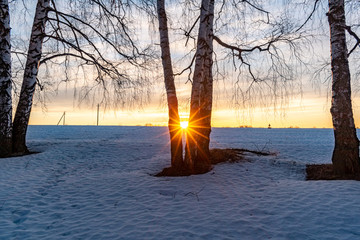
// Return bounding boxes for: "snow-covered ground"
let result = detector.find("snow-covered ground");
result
[1,126,360,239]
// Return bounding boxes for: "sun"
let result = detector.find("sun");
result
[180,121,188,129]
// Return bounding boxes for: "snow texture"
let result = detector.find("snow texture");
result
[1,126,360,239]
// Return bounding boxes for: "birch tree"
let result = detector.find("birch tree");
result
[155,0,214,175]
[184,0,214,174]
[157,0,184,170]
[327,0,360,175]
[12,0,50,154]
[0,0,12,157]
[277,0,360,178]
[10,0,149,154]
[154,0,304,175]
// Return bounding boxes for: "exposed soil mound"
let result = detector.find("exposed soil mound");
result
[156,148,274,177]
[306,164,360,180]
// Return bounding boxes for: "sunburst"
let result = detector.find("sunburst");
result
[180,121,189,129]
[167,110,212,164]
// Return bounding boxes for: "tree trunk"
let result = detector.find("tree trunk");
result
[157,0,184,170]
[12,0,50,154]
[0,0,12,157]
[328,0,360,175]
[185,0,214,174]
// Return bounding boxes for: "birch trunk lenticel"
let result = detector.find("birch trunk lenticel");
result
[0,0,12,157]
[185,0,214,173]
[157,0,184,170]
[12,0,50,154]
[328,0,360,175]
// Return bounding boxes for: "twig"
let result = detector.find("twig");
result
[231,148,276,156]
[295,0,320,32]
[184,186,205,202]
[241,0,270,24]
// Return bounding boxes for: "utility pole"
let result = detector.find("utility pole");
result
[57,111,66,126]
[97,104,99,126]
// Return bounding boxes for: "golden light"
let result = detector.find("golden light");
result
[180,121,189,129]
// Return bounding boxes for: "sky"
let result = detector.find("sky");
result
[28,78,354,128]
[11,0,360,128]
[27,90,360,128]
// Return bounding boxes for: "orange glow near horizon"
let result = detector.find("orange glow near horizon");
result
[27,94,360,129]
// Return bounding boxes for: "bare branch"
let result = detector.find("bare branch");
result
[173,53,196,83]
[344,25,360,56]
[295,0,320,32]
[182,16,200,47]
[239,0,270,24]
[47,11,137,63]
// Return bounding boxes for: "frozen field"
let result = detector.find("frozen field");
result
[1,126,360,239]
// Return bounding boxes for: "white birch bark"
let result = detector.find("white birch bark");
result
[185,0,214,173]
[0,0,12,157]
[157,0,184,169]
[12,0,50,153]
[328,0,360,174]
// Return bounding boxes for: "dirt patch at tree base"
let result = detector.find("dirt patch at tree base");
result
[155,148,274,177]
[306,164,360,180]
[0,151,40,159]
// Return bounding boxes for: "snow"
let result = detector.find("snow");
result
[1,126,360,239]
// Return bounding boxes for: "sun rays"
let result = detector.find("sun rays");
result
[180,121,188,129]
[165,110,212,162]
